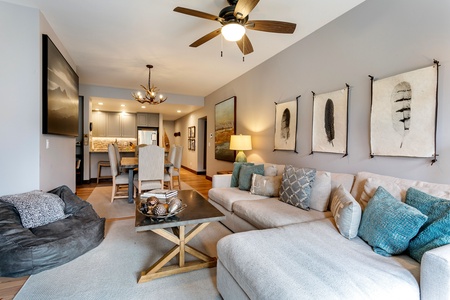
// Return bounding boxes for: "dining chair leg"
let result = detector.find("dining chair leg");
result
[111,182,116,203]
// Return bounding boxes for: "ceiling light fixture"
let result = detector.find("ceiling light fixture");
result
[132,64,167,105]
[221,23,245,41]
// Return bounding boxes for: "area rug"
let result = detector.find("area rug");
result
[87,182,194,219]
[15,218,232,300]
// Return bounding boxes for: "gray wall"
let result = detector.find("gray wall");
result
[0,1,76,195]
[204,0,450,184]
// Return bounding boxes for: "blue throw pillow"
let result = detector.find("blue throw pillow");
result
[358,186,427,257]
[238,164,264,191]
[406,188,450,262]
[230,162,254,187]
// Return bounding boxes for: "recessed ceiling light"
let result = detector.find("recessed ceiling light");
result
[177,110,181,113]
[121,104,125,107]
[98,102,103,105]
[141,106,146,109]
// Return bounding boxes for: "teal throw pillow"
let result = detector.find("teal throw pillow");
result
[358,186,428,257]
[406,188,450,262]
[279,165,316,211]
[238,164,264,191]
[231,162,254,187]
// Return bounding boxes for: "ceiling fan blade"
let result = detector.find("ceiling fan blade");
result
[174,7,220,21]
[246,20,296,34]
[236,34,254,55]
[190,29,222,48]
[234,0,259,19]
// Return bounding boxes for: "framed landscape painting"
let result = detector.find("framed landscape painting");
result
[42,34,79,137]
[274,99,298,151]
[370,64,438,158]
[312,86,348,155]
[215,96,236,161]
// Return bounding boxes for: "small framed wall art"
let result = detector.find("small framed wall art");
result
[312,85,349,155]
[188,126,196,138]
[370,62,439,159]
[274,98,298,152]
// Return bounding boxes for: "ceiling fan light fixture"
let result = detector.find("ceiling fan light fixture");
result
[221,23,245,41]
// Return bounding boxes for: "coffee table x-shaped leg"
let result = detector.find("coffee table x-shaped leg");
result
[138,222,217,283]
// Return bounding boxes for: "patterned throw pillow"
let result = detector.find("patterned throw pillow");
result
[0,190,70,228]
[279,165,316,210]
[406,188,450,262]
[250,174,282,197]
[330,185,361,239]
[358,186,427,257]
[238,164,265,191]
[230,162,254,187]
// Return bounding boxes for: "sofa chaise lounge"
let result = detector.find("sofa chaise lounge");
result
[209,163,450,299]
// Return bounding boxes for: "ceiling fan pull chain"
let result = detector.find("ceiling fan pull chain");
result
[221,35,223,57]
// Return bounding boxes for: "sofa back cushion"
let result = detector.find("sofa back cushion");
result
[351,172,450,210]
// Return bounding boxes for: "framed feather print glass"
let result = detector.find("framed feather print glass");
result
[312,86,349,155]
[370,63,438,158]
[274,99,298,151]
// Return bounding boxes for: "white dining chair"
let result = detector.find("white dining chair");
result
[133,145,164,197]
[164,145,176,189]
[171,145,183,189]
[108,143,129,203]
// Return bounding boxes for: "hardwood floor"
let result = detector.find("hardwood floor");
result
[0,167,211,300]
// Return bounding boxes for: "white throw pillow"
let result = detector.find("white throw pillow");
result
[264,164,278,177]
[250,174,282,197]
[359,178,404,210]
[330,185,362,239]
[309,171,332,212]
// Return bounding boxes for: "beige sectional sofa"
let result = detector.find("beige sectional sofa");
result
[208,163,450,300]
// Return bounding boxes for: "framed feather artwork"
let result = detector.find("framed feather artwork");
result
[370,62,439,159]
[312,86,349,155]
[274,98,299,152]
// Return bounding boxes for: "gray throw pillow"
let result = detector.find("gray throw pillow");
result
[279,165,316,210]
[238,164,264,191]
[0,190,70,228]
[330,185,361,239]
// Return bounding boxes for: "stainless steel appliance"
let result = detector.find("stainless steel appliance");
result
[137,127,158,146]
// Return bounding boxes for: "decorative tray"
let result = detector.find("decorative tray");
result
[138,203,187,219]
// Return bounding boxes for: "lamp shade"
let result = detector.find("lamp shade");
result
[230,135,252,151]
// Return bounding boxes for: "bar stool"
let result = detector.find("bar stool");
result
[97,161,112,183]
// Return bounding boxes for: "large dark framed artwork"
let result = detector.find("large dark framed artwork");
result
[370,63,438,159]
[312,86,349,155]
[215,96,236,161]
[274,98,298,152]
[42,34,79,137]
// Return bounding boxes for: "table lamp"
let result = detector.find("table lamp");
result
[229,134,252,162]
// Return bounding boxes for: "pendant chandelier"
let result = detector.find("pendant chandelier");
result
[132,64,167,105]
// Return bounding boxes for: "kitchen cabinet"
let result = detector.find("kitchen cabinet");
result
[92,111,136,138]
[92,111,107,137]
[136,113,159,127]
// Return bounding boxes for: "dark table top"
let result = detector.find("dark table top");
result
[135,190,225,231]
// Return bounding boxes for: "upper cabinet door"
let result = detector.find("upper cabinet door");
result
[92,111,107,137]
[106,113,121,137]
[121,113,136,138]
[136,113,159,127]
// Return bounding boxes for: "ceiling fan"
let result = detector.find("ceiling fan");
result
[174,0,296,55]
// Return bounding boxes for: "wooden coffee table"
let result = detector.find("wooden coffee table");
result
[135,190,225,283]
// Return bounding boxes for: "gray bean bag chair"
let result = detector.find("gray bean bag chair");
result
[0,185,105,277]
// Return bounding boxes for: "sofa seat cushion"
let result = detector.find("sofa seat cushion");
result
[232,198,332,229]
[217,218,420,300]
[208,187,268,212]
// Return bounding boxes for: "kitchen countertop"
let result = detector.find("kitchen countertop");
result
[90,149,135,153]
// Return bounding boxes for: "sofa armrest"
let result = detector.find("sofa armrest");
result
[420,243,450,300]
[212,174,232,188]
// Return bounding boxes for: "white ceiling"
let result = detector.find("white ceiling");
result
[6,0,365,118]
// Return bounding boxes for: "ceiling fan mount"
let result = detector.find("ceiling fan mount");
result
[173,0,296,55]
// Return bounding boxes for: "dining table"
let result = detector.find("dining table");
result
[121,157,173,203]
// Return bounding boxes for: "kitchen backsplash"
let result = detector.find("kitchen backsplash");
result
[91,137,137,152]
